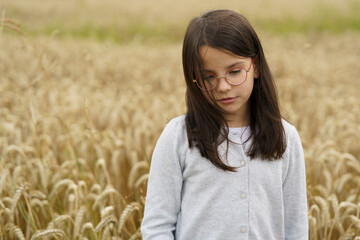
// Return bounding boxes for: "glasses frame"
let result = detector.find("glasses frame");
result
[193,58,254,90]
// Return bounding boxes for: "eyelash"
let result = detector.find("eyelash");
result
[202,67,244,78]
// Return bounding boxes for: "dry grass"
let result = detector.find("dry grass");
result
[0,2,360,239]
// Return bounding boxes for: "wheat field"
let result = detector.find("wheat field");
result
[1,0,360,239]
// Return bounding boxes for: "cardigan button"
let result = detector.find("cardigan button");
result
[240,160,246,166]
[240,226,247,233]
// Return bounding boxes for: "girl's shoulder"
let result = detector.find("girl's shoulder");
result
[281,118,303,155]
[281,118,297,133]
[158,114,187,143]
[163,114,186,134]
[281,118,301,140]
[155,115,188,168]
[166,114,186,127]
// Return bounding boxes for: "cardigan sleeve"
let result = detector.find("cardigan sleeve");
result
[283,126,309,240]
[141,119,184,240]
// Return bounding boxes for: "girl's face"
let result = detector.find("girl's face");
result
[198,46,258,127]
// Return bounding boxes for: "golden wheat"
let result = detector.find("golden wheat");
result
[30,229,67,240]
[1,2,360,238]
[81,222,97,239]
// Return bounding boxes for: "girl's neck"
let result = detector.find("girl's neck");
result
[225,109,250,128]
[226,116,250,128]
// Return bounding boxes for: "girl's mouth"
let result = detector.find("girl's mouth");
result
[218,97,235,104]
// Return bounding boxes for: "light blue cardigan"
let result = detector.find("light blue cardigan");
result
[141,115,308,240]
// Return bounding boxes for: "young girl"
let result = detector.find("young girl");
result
[141,10,308,240]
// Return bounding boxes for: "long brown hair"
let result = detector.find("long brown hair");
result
[182,10,286,172]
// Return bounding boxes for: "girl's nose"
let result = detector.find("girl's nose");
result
[216,76,231,92]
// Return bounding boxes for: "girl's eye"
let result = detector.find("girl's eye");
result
[229,69,242,75]
[203,74,216,81]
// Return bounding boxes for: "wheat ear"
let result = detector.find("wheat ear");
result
[92,186,120,211]
[30,229,67,240]
[47,214,73,229]
[0,169,9,195]
[128,161,149,189]
[73,205,87,240]
[80,222,96,239]
[95,215,117,233]
[118,202,141,234]
[10,185,26,223]
[128,231,142,240]
[6,223,25,240]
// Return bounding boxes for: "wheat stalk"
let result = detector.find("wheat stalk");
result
[30,190,47,200]
[0,199,6,210]
[73,205,87,240]
[128,231,142,240]
[90,183,101,195]
[346,154,360,174]
[0,18,26,36]
[10,185,26,223]
[47,214,73,229]
[65,183,79,211]
[96,158,112,187]
[128,161,149,189]
[101,223,115,240]
[0,169,9,196]
[328,194,343,238]
[118,202,142,234]
[49,179,76,201]
[77,180,88,200]
[95,215,117,233]
[30,198,47,218]
[92,186,120,211]
[35,160,48,190]
[30,229,67,240]
[101,206,114,219]
[134,173,149,189]
[334,173,353,194]
[80,222,97,239]
[5,223,26,240]
[5,145,26,159]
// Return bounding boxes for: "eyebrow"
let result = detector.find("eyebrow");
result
[227,61,245,69]
[203,61,245,73]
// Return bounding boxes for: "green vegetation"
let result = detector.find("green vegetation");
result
[2,1,360,44]
[255,2,360,34]
[39,20,186,44]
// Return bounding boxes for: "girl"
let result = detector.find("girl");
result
[141,10,308,240]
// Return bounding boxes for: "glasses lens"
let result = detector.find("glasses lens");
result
[226,68,247,85]
[197,73,216,90]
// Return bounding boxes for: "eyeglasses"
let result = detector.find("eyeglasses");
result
[193,58,254,90]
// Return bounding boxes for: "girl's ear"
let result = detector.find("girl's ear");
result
[253,58,259,79]
[254,66,259,79]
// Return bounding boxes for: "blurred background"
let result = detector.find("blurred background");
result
[2,0,360,43]
[1,0,360,239]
